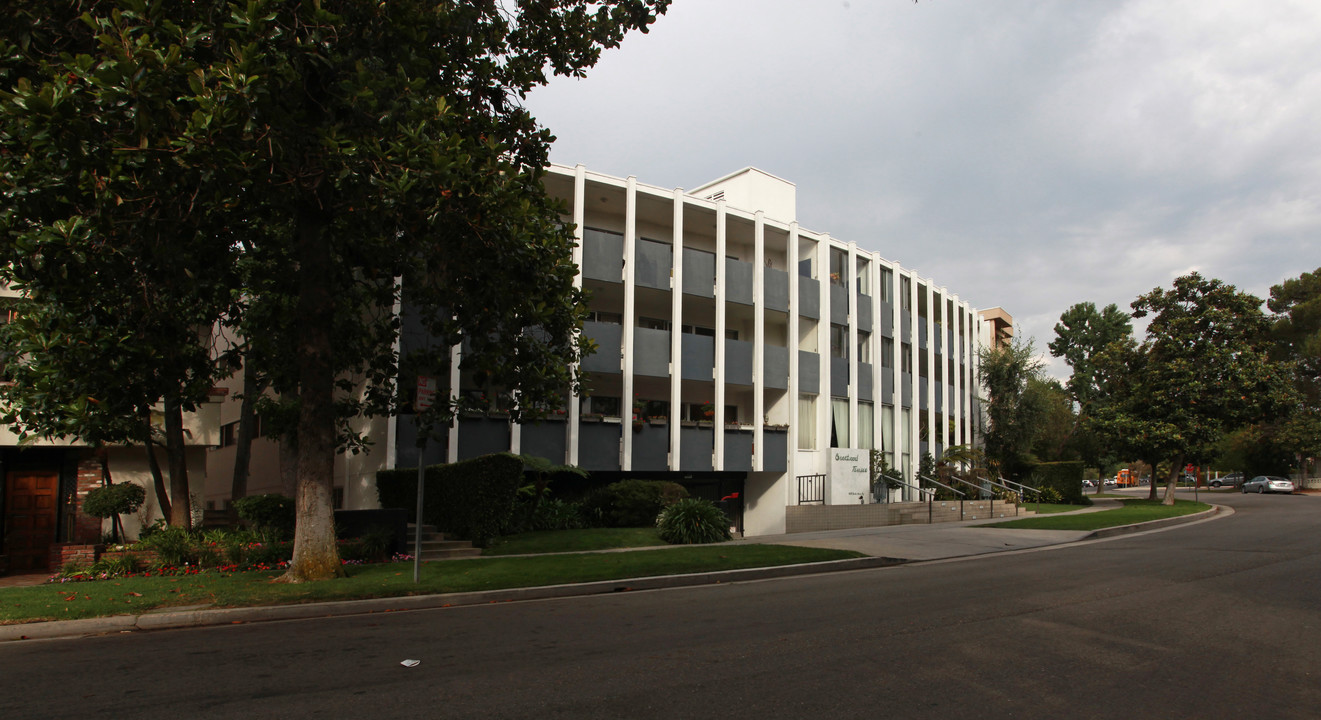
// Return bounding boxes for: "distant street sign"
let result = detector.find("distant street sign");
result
[416,375,438,412]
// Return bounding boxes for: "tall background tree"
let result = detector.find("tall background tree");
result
[1049,302,1133,491]
[1,0,670,580]
[1265,267,1321,481]
[978,336,1048,479]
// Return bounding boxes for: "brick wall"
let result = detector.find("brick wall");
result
[50,543,101,570]
[72,458,106,544]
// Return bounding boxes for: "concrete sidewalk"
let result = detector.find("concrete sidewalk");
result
[0,501,1224,643]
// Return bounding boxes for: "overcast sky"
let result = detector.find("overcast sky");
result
[525,0,1321,378]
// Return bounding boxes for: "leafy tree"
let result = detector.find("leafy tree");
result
[978,336,1048,479]
[1049,302,1133,412]
[1,0,670,581]
[1267,267,1321,480]
[1106,273,1287,504]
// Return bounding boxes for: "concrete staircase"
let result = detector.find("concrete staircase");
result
[407,524,482,561]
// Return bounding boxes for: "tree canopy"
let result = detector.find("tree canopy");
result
[1,0,670,580]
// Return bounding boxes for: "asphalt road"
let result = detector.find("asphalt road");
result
[3,491,1318,719]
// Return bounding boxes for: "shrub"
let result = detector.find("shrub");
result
[1034,486,1064,504]
[233,494,296,539]
[376,453,523,546]
[82,483,146,518]
[657,498,732,544]
[1028,461,1086,504]
[137,526,197,567]
[339,527,395,563]
[599,479,689,527]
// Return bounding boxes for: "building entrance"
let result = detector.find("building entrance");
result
[4,471,60,571]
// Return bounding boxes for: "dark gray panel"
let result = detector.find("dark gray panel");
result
[856,294,873,331]
[633,327,671,377]
[830,356,849,397]
[582,228,623,283]
[582,321,622,374]
[919,322,928,349]
[858,362,874,401]
[724,428,753,470]
[579,422,621,471]
[680,425,714,471]
[901,372,913,408]
[798,277,820,319]
[520,421,567,464]
[681,333,714,381]
[935,386,943,413]
[457,418,509,460]
[725,258,754,305]
[393,414,448,468]
[764,345,789,390]
[635,237,672,290]
[880,301,894,338]
[901,315,911,342]
[631,422,669,470]
[682,247,716,298]
[765,268,789,312]
[763,428,787,472]
[830,284,848,323]
[725,338,754,386]
[882,373,894,404]
[798,350,820,393]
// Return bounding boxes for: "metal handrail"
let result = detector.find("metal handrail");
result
[878,473,940,522]
[947,474,989,498]
[918,474,968,523]
[994,476,1043,513]
[917,474,966,498]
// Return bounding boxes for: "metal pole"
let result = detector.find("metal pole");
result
[414,434,425,584]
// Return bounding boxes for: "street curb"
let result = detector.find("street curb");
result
[0,555,906,642]
[1079,504,1228,540]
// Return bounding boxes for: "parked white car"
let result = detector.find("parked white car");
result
[1241,476,1294,494]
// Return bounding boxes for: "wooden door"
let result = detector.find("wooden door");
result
[4,471,60,571]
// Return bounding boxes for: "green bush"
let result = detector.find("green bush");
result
[82,483,146,518]
[339,527,395,563]
[1028,461,1086,505]
[1035,486,1064,504]
[376,453,523,546]
[137,526,198,567]
[233,493,296,539]
[657,498,732,544]
[597,479,689,527]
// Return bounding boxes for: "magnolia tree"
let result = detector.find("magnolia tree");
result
[1,0,670,580]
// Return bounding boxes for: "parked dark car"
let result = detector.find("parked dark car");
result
[1242,476,1295,494]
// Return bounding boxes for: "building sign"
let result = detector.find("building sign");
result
[830,449,870,504]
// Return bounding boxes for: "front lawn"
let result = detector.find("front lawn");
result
[483,527,666,555]
[986,499,1210,531]
[0,544,861,625]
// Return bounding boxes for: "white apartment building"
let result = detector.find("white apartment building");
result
[375,164,1002,536]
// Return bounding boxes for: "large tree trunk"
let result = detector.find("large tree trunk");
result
[144,434,171,523]
[279,200,344,582]
[163,393,193,528]
[1162,454,1182,506]
[230,360,261,509]
[1147,457,1159,501]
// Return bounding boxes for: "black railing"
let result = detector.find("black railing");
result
[797,474,826,504]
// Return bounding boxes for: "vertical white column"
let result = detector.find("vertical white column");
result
[847,243,858,449]
[753,212,765,471]
[446,343,461,463]
[669,188,684,470]
[908,272,920,487]
[787,223,800,505]
[890,261,903,493]
[951,294,962,450]
[870,255,883,451]
[925,281,936,465]
[621,176,637,471]
[713,200,727,470]
[567,165,586,466]
[816,237,830,460]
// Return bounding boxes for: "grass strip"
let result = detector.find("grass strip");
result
[986,499,1209,531]
[483,527,666,555]
[1018,502,1091,515]
[0,544,860,625]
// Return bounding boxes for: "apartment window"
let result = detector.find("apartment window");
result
[830,397,849,448]
[880,268,894,304]
[581,395,621,417]
[797,394,817,450]
[881,337,894,369]
[857,331,872,364]
[587,310,622,324]
[918,353,928,379]
[901,343,912,374]
[881,404,895,467]
[725,329,740,341]
[855,257,871,295]
[917,287,928,319]
[858,402,874,450]
[829,247,847,287]
[682,324,715,337]
[900,276,911,312]
[219,422,238,447]
[725,405,739,423]
[637,316,669,331]
[933,355,942,383]
[829,324,848,359]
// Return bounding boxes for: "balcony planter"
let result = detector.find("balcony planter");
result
[680,420,697,428]
[725,423,744,431]
[459,410,485,419]
[697,420,713,429]
[580,413,603,423]
[648,417,668,426]
[487,410,510,420]
[765,424,789,432]
[603,416,623,424]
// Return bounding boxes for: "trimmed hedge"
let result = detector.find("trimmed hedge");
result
[376,453,523,547]
[581,479,688,528]
[233,493,296,539]
[82,483,146,518]
[1029,461,1086,504]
